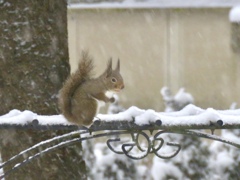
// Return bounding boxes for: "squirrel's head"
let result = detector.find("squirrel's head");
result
[101,58,124,92]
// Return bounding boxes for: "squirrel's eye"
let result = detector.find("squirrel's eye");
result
[111,78,117,83]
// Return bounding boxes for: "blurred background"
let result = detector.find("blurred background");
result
[67,0,240,112]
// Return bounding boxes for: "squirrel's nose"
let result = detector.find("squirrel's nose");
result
[121,84,124,89]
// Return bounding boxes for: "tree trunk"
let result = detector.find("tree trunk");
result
[0,0,87,179]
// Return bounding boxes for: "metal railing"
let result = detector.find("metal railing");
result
[0,116,240,178]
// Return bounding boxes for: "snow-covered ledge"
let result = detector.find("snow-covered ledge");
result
[0,104,240,130]
[1,104,240,178]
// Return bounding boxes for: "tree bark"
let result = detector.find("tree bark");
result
[0,0,87,179]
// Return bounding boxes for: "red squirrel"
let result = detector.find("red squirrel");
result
[58,51,124,126]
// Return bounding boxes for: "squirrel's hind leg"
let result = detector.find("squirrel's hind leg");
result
[72,98,98,126]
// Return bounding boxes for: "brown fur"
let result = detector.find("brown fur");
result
[58,51,124,126]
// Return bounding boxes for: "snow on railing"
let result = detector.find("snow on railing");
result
[1,104,240,178]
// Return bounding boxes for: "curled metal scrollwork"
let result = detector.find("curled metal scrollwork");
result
[106,132,150,160]
[152,131,181,159]
[1,118,240,178]
[121,131,151,160]
[106,130,181,160]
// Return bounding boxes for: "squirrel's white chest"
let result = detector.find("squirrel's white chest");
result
[105,91,115,98]
[95,91,114,113]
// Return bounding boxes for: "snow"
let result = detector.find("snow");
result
[161,87,194,112]
[96,106,145,122]
[98,104,240,127]
[136,165,148,178]
[208,138,238,179]
[68,0,240,9]
[151,157,182,179]
[0,110,37,124]
[0,109,71,126]
[89,142,138,179]
[1,105,240,178]
[229,6,240,22]
[173,88,194,109]
[1,104,240,128]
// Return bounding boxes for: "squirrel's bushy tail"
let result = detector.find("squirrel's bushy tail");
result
[59,51,94,121]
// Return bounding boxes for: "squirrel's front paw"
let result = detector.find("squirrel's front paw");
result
[110,97,115,103]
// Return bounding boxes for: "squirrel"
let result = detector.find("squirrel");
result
[58,51,124,126]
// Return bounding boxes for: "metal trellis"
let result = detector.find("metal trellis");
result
[0,118,239,178]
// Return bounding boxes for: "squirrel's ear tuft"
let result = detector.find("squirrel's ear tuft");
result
[115,59,120,71]
[105,58,112,77]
